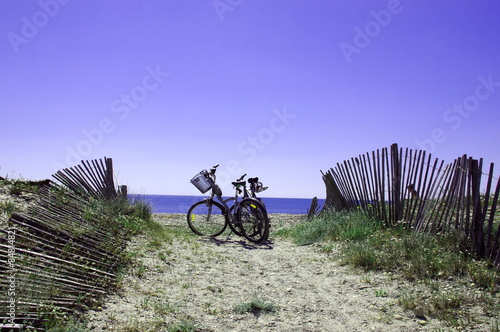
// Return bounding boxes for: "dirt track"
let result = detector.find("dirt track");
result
[85,213,450,331]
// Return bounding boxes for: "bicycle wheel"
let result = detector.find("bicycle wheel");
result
[237,198,270,243]
[187,199,227,237]
[224,197,244,236]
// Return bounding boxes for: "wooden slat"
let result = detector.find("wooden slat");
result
[0,158,129,328]
[320,145,499,267]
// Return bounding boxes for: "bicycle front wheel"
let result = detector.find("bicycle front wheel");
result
[187,199,227,237]
[237,198,270,243]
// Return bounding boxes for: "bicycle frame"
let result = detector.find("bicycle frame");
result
[188,164,270,242]
[201,166,240,223]
[202,166,266,223]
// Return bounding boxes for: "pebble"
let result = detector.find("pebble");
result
[413,307,425,317]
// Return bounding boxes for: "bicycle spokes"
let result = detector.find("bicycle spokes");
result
[187,200,227,237]
[238,199,269,243]
[187,165,269,242]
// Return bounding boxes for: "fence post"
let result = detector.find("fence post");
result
[391,143,402,223]
[104,158,116,199]
[470,159,486,257]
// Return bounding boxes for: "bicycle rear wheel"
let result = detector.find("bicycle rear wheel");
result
[187,199,227,237]
[237,198,270,243]
[224,197,244,236]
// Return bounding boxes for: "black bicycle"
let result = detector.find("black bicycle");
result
[187,164,270,243]
[223,174,268,236]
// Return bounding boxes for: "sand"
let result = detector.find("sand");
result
[84,213,454,331]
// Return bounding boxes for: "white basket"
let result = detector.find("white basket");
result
[190,170,213,193]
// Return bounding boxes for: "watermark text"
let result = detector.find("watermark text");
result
[340,0,403,63]
[415,74,500,153]
[51,65,168,170]
[7,0,70,54]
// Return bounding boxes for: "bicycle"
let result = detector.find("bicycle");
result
[187,164,270,243]
[224,174,269,237]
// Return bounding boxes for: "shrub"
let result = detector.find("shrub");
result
[233,295,278,315]
[289,210,379,245]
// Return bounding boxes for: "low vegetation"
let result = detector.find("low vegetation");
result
[0,179,161,332]
[39,196,164,332]
[232,294,279,315]
[276,210,500,330]
[4,177,498,330]
[0,178,40,224]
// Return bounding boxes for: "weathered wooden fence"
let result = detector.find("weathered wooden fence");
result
[53,157,117,200]
[307,197,321,220]
[321,143,500,266]
[0,158,127,330]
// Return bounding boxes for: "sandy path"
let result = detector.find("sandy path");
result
[85,214,448,331]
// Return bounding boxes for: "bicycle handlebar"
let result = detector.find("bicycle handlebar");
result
[210,164,219,175]
[204,165,267,194]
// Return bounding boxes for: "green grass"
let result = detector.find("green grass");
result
[83,195,172,240]
[278,209,500,329]
[138,297,179,315]
[280,210,496,283]
[340,229,472,280]
[166,317,199,332]
[38,194,172,331]
[276,210,380,245]
[6,179,40,196]
[119,318,166,332]
[1,178,196,331]
[37,306,88,332]
[0,200,17,216]
[233,294,278,315]
[9,186,163,331]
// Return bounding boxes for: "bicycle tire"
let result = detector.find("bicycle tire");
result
[187,199,227,237]
[223,197,244,236]
[237,198,270,243]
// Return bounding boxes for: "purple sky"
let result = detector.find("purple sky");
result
[1,0,499,198]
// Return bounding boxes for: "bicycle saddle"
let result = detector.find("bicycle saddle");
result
[248,177,259,184]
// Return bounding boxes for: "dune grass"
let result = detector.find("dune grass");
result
[275,209,500,329]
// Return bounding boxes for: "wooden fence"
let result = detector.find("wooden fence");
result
[53,157,117,200]
[0,158,127,330]
[307,197,321,220]
[321,143,500,266]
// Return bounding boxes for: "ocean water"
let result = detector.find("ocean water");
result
[128,194,325,215]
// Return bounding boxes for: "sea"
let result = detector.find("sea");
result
[128,194,325,215]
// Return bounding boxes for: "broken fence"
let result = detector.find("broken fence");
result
[321,143,500,267]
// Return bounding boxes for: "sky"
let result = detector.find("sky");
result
[1,0,499,199]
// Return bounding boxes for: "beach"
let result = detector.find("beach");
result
[84,213,453,331]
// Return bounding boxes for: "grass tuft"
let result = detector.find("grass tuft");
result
[166,317,199,332]
[286,210,380,245]
[233,294,278,315]
[279,208,500,329]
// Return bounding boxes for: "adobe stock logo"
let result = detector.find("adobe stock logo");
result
[51,65,169,171]
[237,107,295,163]
[212,0,243,22]
[415,74,500,153]
[339,0,403,63]
[7,0,70,54]
[210,107,296,190]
